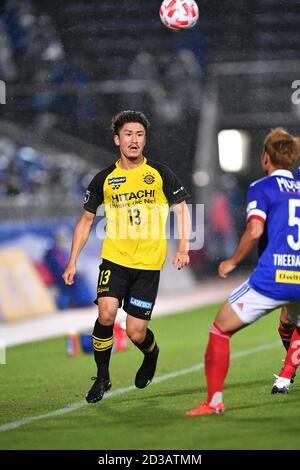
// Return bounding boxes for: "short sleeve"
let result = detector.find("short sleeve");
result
[246,182,268,223]
[151,162,190,206]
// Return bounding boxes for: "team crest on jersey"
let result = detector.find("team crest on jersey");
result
[143,173,155,184]
[108,177,126,185]
[84,190,91,204]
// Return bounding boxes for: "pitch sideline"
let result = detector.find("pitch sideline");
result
[0,341,280,433]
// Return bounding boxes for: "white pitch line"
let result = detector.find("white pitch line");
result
[0,341,280,433]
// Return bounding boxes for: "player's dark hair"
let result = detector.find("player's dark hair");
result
[264,128,300,169]
[111,110,150,136]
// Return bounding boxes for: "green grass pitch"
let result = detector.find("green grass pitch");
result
[0,304,299,450]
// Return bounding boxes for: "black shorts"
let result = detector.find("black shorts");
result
[95,259,160,321]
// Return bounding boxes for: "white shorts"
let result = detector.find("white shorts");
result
[228,281,300,326]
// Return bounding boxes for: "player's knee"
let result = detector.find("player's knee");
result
[98,309,115,325]
[98,299,118,325]
[279,307,296,330]
[280,317,294,329]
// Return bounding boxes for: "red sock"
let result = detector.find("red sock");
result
[205,323,231,405]
[280,329,300,379]
[278,322,295,352]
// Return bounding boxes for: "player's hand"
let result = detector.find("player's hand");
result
[218,259,236,278]
[172,251,190,270]
[62,263,77,285]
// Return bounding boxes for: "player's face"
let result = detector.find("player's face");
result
[114,122,146,160]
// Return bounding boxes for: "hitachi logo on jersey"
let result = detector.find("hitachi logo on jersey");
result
[112,189,155,202]
[276,177,300,193]
[108,177,126,185]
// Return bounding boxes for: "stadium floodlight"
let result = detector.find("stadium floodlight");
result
[193,171,210,187]
[218,129,249,172]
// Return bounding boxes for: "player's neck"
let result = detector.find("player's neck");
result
[264,160,279,176]
[118,155,144,170]
[267,165,281,176]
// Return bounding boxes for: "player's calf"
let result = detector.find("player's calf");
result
[135,345,159,389]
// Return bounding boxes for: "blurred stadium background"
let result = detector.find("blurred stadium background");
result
[0,0,300,450]
[2,0,299,319]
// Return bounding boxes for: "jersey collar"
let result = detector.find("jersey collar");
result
[270,169,294,178]
[116,156,147,171]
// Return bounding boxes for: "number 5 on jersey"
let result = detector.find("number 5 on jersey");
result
[288,199,300,251]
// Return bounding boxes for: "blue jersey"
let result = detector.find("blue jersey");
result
[247,169,300,300]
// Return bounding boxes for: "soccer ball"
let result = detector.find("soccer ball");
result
[159,0,199,32]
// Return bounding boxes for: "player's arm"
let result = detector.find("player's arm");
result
[153,161,191,269]
[218,218,265,278]
[172,200,191,270]
[62,209,96,285]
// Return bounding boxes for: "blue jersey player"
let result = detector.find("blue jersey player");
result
[186,128,300,416]
[271,165,300,393]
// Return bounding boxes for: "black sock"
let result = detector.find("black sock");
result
[92,320,114,380]
[133,328,157,356]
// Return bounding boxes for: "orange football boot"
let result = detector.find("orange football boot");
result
[186,400,225,416]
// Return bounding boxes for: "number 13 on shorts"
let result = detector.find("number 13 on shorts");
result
[99,269,111,285]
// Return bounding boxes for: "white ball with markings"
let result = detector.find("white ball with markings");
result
[159,0,199,32]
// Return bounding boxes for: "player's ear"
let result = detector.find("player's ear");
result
[262,152,269,165]
[114,134,120,146]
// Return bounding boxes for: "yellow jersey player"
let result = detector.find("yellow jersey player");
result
[63,110,191,403]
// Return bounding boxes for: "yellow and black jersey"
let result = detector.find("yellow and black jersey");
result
[84,157,189,270]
